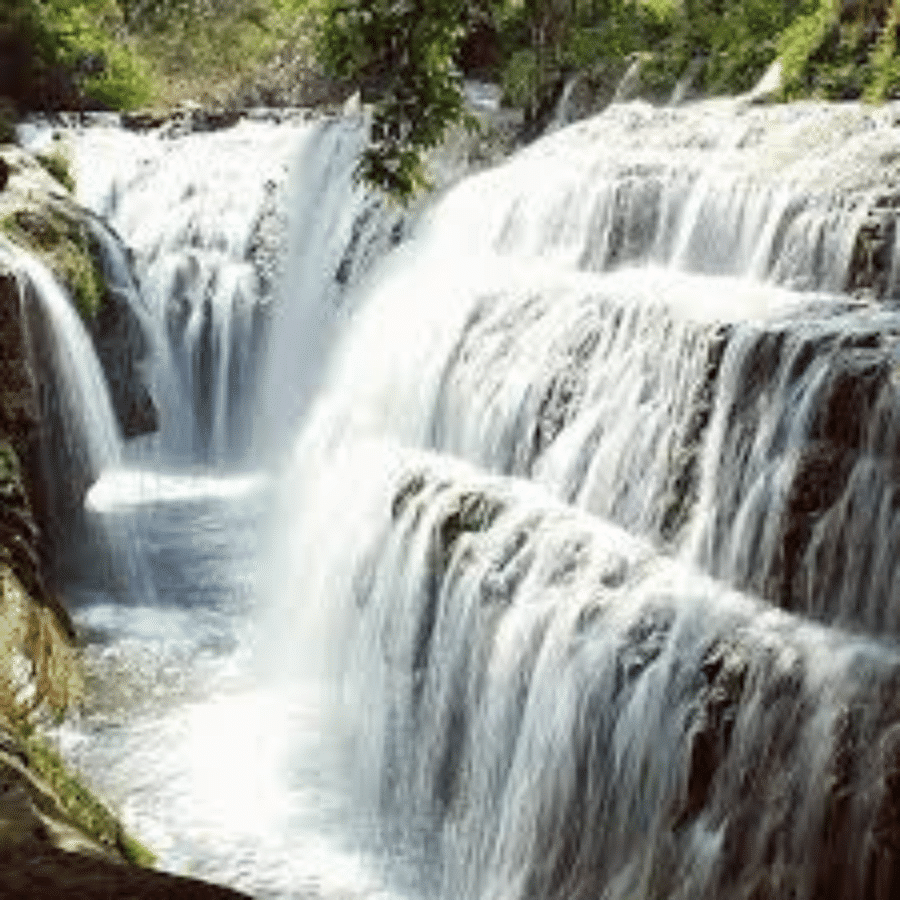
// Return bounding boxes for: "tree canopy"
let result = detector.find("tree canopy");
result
[318,0,478,199]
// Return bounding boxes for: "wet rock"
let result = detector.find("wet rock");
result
[0,848,254,899]
[86,274,157,439]
[676,639,748,824]
[0,271,56,605]
[847,208,897,297]
[660,326,729,542]
[0,146,158,442]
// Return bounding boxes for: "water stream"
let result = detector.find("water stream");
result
[24,98,900,898]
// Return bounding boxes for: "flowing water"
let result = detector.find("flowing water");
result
[22,97,900,898]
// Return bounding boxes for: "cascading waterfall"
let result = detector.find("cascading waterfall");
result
[0,240,142,591]
[296,100,900,638]
[73,116,304,464]
[277,441,900,900]
[264,98,900,898]
[3,242,121,477]
[40,96,900,900]
[71,111,406,465]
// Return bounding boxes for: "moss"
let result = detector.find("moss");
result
[20,732,156,866]
[0,99,16,145]
[0,441,23,498]
[1,206,105,321]
[35,145,76,194]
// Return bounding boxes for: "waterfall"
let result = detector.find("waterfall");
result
[47,97,900,900]
[0,240,145,593]
[71,112,408,466]
[276,441,900,900]
[5,243,121,477]
[264,98,900,897]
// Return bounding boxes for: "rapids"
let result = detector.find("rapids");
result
[23,96,900,898]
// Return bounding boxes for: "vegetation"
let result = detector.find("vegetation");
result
[0,0,318,114]
[1,207,106,320]
[120,0,318,106]
[20,731,156,865]
[318,0,900,198]
[36,143,76,194]
[5,0,900,202]
[0,0,154,111]
[779,0,900,100]
[318,0,475,198]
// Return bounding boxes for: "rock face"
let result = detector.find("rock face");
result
[0,848,253,899]
[83,222,158,439]
[0,145,157,442]
[0,268,73,630]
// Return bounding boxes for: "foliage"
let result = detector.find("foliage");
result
[779,0,900,100]
[318,0,475,200]
[0,0,153,111]
[124,0,319,106]
[0,0,317,113]
[866,2,900,99]
[633,0,818,99]
[319,0,855,199]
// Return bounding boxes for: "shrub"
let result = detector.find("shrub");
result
[318,0,473,200]
[0,0,154,111]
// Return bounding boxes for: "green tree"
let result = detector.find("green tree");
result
[0,0,152,112]
[319,0,477,199]
[316,0,651,199]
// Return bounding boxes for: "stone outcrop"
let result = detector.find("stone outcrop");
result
[0,144,157,440]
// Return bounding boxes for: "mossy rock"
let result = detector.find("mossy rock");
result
[19,733,155,866]
[0,440,23,503]
[1,205,105,320]
[35,146,75,194]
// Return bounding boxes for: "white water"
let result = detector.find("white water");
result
[1,240,121,476]
[0,240,150,592]
[30,98,900,899]
[70,112,409,465]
